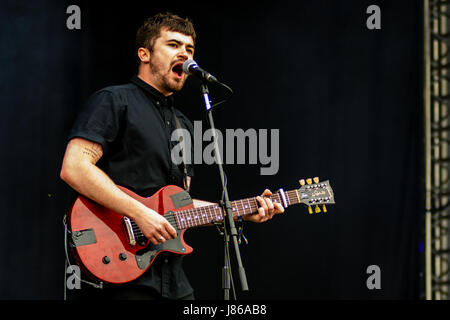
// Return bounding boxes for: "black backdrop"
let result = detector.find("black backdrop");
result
[0,0,423,299]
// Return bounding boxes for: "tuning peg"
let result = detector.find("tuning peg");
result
[322,205,327,213]
[315,205,321,213]
[306,178,312,185]
[313,177,319,184]
[299,179,305,186]
[308,206,313,214]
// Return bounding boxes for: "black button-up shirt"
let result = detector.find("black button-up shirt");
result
[68,75,195,299]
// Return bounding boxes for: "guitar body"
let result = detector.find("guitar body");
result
[68,185,194,284]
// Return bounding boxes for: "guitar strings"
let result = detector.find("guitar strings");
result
[173,193,288,229]
[132,190,303,234]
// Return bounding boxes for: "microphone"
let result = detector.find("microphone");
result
[183,59,218,83]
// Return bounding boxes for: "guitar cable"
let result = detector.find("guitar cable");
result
[62,214,103,300]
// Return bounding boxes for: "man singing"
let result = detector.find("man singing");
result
[60,12,284,300]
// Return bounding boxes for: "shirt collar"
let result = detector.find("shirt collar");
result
[130,75,174,107]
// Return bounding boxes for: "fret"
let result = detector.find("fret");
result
[200,206,206,224]
[289,190,300,204]
[184,210,191,228]
[250,197,258,214]
[217,205,223,221]
[198,208,203,225]
[183,209,190,228]
[174,211,181,229]
[212,205,222,222]
[294,189,300,203]
[208,205,214,223]
[190,209,197,227]
[182,212,188,229]
[193,209,199,226]
[192,208,199,227]
[207,206,213,223]
[209,206,215,223]
[193,208,199,227]
[209,205,217,223]
[277,194,283,204]
[179,210,187,229]
[211,205,217,223]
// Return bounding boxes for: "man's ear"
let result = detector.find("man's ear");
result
[137,47,150,63]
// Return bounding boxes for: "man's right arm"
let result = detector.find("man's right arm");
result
[60,137,177,244]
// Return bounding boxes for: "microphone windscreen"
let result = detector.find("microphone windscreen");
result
[182,59,197,74]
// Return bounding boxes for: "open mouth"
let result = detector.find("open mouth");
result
[171,62,184,78]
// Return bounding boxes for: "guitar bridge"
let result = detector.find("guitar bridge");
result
[123,217,136,246]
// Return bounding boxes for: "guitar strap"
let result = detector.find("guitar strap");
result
[170,107,190,193]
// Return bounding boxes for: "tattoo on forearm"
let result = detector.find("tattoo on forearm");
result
[82,144,102,162]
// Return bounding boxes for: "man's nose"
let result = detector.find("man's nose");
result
[178,47,191,60]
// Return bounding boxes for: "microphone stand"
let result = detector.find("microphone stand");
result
[200,82,249,299]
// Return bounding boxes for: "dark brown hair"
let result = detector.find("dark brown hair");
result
[135,12,196,53]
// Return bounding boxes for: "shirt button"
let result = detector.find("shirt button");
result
[164,259,169,263]
[167,121,170,126]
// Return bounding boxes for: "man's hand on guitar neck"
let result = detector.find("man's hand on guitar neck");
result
[244,189,285,223]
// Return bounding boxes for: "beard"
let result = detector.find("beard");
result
[149,56,187,94]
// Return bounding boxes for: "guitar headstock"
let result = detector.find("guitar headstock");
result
[298,177,335,214]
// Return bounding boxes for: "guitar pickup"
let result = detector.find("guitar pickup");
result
[71,228,97,247]
[123,217,136,246]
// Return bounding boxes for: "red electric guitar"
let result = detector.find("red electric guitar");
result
[67,178,335,284]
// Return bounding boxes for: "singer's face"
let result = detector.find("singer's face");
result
[144,28,195,96]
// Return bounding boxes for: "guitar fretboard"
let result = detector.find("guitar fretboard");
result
[129,180,333,239]
[174,190,301,230]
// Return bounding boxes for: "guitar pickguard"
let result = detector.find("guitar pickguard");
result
[135,229,187,270]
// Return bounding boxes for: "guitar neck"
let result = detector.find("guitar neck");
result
[174,190,301,230]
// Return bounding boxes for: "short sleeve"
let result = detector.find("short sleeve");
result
[68,89,125,154]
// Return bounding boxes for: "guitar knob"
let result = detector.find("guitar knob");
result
[102,256,111,264]
[119,253,127,261]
